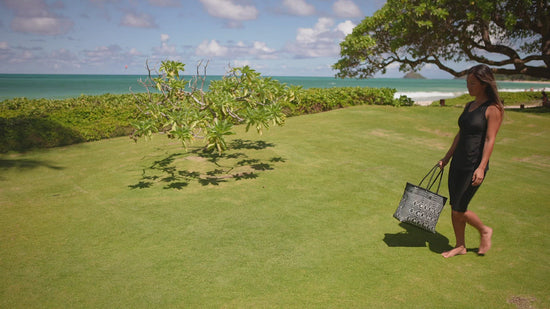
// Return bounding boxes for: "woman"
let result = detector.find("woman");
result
[438,64,504,258]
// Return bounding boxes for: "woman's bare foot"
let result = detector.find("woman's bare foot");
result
[442,246,467,258]
[478,227,493,255]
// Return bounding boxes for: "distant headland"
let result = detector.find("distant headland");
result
[403,72,426,79]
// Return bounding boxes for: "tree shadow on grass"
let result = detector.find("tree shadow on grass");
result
[129,139,285,190]
[0,158,64,170]
[1,116,86,153]
[0,158,64,181]
[383,223,453,254]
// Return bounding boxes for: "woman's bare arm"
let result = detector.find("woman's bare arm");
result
[472,105,503,186]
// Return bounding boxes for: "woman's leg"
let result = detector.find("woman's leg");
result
[442,210,468,258]
[442,210,493,257]
[464,210,493,255]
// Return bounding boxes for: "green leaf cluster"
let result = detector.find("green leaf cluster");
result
[131,61,297,154]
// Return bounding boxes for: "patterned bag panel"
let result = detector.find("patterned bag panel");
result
[394,182,447,233]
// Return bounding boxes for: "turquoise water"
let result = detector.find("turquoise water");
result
[0,74,151,100]
[0,74,547,102]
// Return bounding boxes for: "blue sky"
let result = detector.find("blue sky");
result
[0,0,449,77]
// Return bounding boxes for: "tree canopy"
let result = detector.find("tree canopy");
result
[334,0,549,79]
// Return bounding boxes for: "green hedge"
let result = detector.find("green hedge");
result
[283,87,412,116]
[0,87,408,152]
[0,94,142,152]
[432,91,545,107]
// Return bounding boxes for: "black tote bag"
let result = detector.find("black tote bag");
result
[393,165,448,233]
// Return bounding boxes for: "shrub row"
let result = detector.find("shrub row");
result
[0,93,142,152]
[0,87,408,152]
[432,91,546,107]
[283,87,412,116]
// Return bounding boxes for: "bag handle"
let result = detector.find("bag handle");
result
[418,164,444,194]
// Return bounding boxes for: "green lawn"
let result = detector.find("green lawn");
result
[1,105,549,308]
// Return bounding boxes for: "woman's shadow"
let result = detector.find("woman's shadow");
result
[383,223,453,254]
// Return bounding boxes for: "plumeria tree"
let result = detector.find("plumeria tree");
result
[131,60,300,154]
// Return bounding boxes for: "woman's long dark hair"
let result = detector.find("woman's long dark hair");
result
[468,64,504,113]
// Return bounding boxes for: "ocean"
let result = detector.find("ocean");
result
[0,74,548,103]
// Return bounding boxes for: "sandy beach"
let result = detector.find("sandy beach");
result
[499,80,550,84]
[415,101,434,106]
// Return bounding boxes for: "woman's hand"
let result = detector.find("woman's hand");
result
[472,167,485,186]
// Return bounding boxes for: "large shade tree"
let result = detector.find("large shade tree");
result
[334,0,549,79]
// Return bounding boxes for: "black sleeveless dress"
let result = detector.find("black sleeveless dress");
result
[448,101,490,212]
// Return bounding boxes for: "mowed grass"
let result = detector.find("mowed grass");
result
[1,105,549,308]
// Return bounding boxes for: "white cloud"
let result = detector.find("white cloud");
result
[129,48,141,56]
[195,39,278,60]
[88,0,121,4]
[251,41,276,59]
[83,45,123,64]
[238,41,278,59]
[232,60,251,67]
[48,48,81,70]
[0,42,81,70]
[224,20,244,29]
[3,0,74,35]
[231,60,265,71]
[12,16,74,35]
[121,12,157,28]
[239,41,278,60]
[286,17,353,58]
[50,48,77,61]
[337,20,356,36]
[153,34,178,56]
[9,50,35,64]
[295,17,334,44]
[157,43,177,55]
[196,40,229,57]
[199,0,258,21]
[0,44,14,62]
[333,0,363,18]
[147,0,181,7]
[282,0,316,16]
